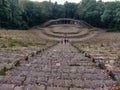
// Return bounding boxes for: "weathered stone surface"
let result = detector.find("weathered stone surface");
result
[24,84,36,90]
[0,76,4,83]
[47,87,68,90]
[14,86,24,90]
[0,84,15,90]
[36,85,45,90]
[0,43,114,90]
[70,88,83,90]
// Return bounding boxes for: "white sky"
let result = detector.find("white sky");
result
[30,0,119,4]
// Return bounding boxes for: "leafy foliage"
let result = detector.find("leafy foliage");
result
[0,0,120,31]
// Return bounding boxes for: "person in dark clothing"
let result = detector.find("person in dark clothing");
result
[92,58,96,63]
[64,38,66,44]
[66,39,69,43]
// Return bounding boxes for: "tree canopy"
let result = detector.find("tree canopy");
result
[0,0,120,31]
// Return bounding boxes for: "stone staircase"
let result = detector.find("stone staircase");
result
[0,43,115,90]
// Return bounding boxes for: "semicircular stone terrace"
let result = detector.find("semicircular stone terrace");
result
[37,24,99,42]
[42,28,90,38]
[51,25,80,34]
[42,18,93,29]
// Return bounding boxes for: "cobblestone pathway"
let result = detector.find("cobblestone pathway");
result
[0,43,115,90]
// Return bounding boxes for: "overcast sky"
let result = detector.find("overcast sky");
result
[30,0,119,4]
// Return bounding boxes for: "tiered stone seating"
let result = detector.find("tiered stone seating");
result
[72,43,120,89]
[36,24,99,42]
[0,43,115,90]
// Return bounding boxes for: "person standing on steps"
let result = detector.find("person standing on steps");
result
[60,38,64,44]
[63,38,66,44]
[64,38,69,44]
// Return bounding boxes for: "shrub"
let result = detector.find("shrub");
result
[1,44,7,48]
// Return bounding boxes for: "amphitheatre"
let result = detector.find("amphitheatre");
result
[0,18,120,90]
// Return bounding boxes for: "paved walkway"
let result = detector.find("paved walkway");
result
[0,43,114,90]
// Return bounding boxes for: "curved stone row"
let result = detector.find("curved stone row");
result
[37,25,99,42]
[42,28,90,39]
[50,25,81,34]
[42,18,93,28]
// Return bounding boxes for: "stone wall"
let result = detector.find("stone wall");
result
[42,18,93,28]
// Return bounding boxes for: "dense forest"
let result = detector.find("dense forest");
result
[0,0,120,31]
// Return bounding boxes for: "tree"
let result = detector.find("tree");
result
[8,0,24,29]
[0,0,11,28]
[0,0,120,31]
[79,0,104,27]
[52,2,65,19]
[40,1,53,21]
[101,1,120,31]
[64,2,78,18]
